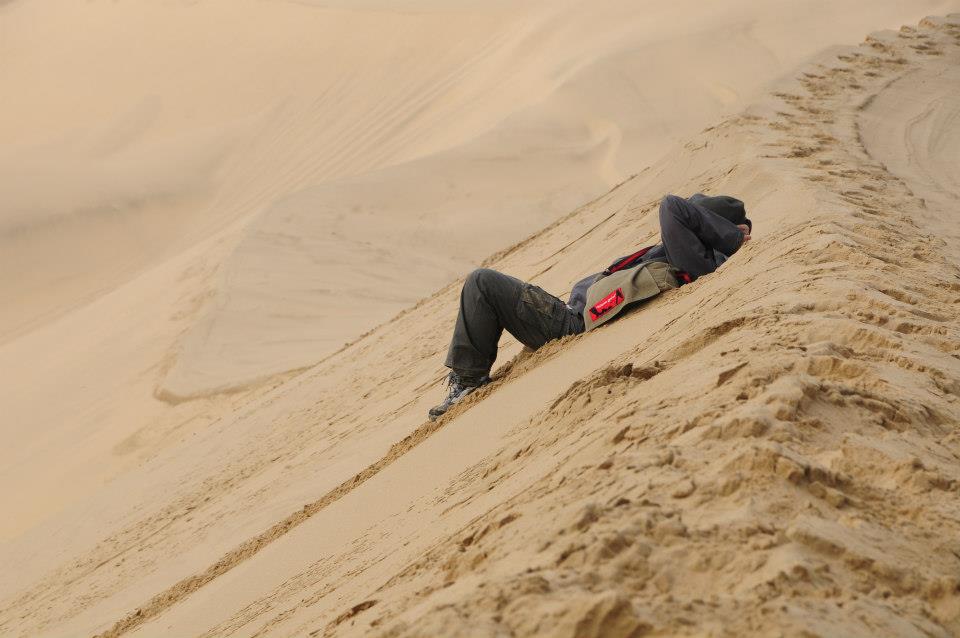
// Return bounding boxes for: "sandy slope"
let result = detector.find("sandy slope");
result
[2,12,959,638]
[5,0,953,552]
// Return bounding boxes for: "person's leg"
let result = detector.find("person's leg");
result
[444,268,575,377]
[659,194,744,279]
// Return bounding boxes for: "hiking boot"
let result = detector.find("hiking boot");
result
[428,371,490,421]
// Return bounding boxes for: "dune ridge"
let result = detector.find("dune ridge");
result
[1,13,958,638]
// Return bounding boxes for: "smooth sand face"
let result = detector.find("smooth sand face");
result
[1,3,960,637]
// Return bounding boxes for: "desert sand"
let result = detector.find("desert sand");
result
[1,2,959,637]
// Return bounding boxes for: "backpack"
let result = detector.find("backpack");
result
[582,246,687,331]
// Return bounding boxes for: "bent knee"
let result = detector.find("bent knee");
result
[465,268,497,290]
[659,194,684,217]
[659,194,691,228]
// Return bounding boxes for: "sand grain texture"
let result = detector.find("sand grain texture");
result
[2,5,960,638]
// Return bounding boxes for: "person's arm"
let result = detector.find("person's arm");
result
[687,198,745,256]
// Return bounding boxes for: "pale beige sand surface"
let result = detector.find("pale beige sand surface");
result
[1,3,960,638]
[1,0,955,552]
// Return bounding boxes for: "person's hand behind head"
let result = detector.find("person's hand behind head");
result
[737,224,751,243]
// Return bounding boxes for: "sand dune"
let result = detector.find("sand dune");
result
[858,50,960,259]
[2,10,959,638]
[5,0,954,550]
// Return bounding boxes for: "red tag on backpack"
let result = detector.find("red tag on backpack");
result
[589,288,624,322]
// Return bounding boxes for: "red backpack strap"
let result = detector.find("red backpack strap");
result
[603,246,654,275]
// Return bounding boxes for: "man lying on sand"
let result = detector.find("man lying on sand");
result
[429,194,752,420]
